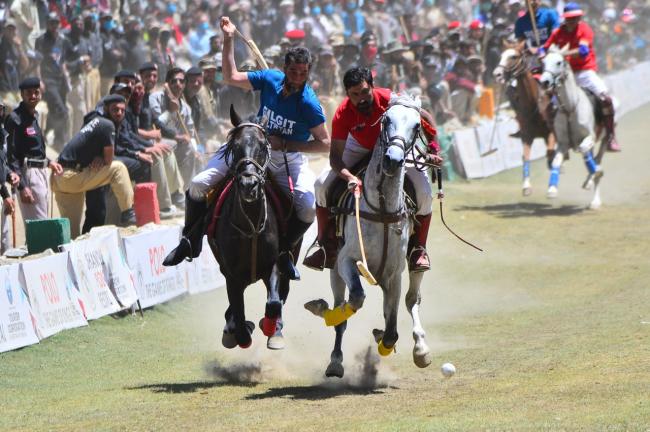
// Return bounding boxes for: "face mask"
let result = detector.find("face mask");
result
[323,4,334,15]
[200,22,209,31]
[311,6,321,15]
[362,45,378,59]
[167,3,177,14]
[215,71,223,81]
[347,2,356,10]
[425,0,434,6]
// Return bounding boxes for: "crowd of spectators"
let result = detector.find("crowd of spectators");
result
[0,0,648,251]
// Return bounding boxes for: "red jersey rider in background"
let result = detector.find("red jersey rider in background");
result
[541,2,620,152]
[303,67,441,273]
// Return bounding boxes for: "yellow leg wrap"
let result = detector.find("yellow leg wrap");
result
[323,303,355,327]
[377,340,395,357]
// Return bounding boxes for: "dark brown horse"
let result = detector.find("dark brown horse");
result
[493,44,556,196]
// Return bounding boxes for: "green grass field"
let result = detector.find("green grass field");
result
[2,106,650,432]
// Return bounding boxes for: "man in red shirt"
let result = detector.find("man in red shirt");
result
[542,2,620,151]
[303,67,440,273]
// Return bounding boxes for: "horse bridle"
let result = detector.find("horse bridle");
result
[222,122,272,239]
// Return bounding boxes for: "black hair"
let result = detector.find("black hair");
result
[284,47,313,68]
[165,67,186,83]
[343,67,373,90]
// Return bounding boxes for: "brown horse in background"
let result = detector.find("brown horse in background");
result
[493,43,556,196]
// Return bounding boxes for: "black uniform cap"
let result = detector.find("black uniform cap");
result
[114,69,137,80]
[103,94,126,106]
[139,62,158,72]
[186,66,203,76]
[19,77,41,90]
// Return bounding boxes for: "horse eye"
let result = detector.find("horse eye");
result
[556,61,562,66]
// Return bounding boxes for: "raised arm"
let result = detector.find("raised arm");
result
[220,16,253,90]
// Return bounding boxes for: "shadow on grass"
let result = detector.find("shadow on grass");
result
[245,383,394,401]
[127,380,257,394]
[456,202,586,218]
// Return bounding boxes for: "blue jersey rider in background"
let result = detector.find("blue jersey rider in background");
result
[163,16,331,281]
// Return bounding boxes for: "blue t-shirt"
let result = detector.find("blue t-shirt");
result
[247,69,325,142]
[514,7,560,47]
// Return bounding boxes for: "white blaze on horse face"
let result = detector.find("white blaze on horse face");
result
[541,51,565,88]
[494,48,517,82]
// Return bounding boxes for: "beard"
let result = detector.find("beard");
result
[357,100,371,113]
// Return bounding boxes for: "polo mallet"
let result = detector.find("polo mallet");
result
[352,183,377,285]
[525,0,541,47]
[480,85,503,157]
[234,28,269,70]
[436,168,483,252]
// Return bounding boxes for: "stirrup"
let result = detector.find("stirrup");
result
[408,246,430,272]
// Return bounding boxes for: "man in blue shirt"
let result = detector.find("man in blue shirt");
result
[164,16,331,281]
[514,0,559,48]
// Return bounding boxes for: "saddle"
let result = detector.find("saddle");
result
[326,155,418,241]
[206,172,292,240]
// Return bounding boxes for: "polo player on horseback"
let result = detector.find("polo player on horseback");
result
[302,67,441,273]
[163,16,331,281]
[540,2,621,152]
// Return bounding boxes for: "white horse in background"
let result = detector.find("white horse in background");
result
[539,45,604,209]
[305,94,433,378]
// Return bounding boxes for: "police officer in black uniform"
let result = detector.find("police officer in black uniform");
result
[5,77,63,225]
[52,94,136,238]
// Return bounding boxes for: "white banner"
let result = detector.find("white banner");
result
[63,231,124,320]
[122,226,187,308]
[181,237,226,294]
[21,252,88,339]
[82,227,139,309]
[0,264,39,353]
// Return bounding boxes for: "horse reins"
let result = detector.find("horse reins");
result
[223,122,273,283]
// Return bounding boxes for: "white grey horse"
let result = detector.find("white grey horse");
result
[539,45,603,209]
[305,94,432,378]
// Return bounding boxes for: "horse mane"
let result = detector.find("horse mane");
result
[221,115,268,167]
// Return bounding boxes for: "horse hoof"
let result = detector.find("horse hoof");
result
[546,186,558,199]
[259,317,277,337]
[589,200,602,210]
[267,334,285,350]
[222,331,237,349]
[377,339,395,357]
[325,362,344,378]
[239,340,252,349]
[372,329,384,343]
[304,299,329,317]
[413,347,432,368]
[522,187,532,197]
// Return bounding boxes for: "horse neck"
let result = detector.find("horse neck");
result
[556,67,579,112]
[363,141,405,214]
[516,71,539,108]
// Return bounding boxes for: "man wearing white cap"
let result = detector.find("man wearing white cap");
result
[541,2,620,151]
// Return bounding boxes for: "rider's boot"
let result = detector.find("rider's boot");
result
[278,213,312,280]
[163,192,207,266]
[601,95,621,152]
[408,214,432,272]
[302,206,338,271]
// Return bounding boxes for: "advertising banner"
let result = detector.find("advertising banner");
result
[21,252,88,339]
[0,264,39,353]
[122,226,186,308]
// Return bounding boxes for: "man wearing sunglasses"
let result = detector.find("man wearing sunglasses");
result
[163,17,331,282]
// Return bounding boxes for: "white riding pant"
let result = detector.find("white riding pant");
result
[574,69,608,96]
[315,136,433,216]
[190,147,316,223]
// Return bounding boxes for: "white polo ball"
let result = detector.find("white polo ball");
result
[441,362,456,378]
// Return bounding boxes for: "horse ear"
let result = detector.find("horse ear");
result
[230,104,242,127]
[259,116,269,128]
[560,43,570,55]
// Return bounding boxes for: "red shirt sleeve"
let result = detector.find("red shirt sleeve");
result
[331,100,352,141]
[577,22,593,45]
